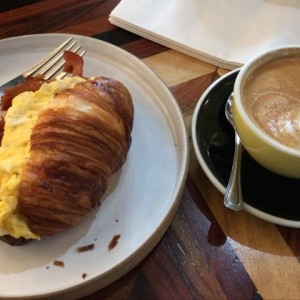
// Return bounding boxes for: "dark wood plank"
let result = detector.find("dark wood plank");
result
[0,0,120,39]
[0,0,43,13]
[121,39,169,59]
[170,71,218,115]
[175,176,259,299]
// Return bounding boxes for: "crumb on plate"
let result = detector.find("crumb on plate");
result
[76,243,95,253]
[108,234,121,251]
[53,260,65,267]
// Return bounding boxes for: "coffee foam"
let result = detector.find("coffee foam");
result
[242,56,300,150]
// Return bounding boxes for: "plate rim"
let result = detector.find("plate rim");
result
[192,69,300,228]
[0,33,189,298]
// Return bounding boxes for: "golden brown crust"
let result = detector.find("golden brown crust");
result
[17,77,134,236]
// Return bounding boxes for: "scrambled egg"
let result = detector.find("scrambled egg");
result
[0,76,85,239]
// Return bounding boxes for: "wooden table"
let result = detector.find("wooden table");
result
[1,1,300,299]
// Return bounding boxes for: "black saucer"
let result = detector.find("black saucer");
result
[193,69,300,227]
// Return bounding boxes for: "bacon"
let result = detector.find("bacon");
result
[63,50,83,77]
[0,50,84,142]
[1,50,84,112]
[1,75,48,111]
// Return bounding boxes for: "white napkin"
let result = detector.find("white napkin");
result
[109,0,300,69]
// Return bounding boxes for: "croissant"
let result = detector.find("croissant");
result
[0,76,134,243]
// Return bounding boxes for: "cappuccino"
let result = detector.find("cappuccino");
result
[242,55,300,150]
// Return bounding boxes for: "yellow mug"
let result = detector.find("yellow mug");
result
[233,46,300,178]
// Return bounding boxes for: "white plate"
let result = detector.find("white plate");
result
[0,34,188,299]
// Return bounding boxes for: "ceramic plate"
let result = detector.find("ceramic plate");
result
[192,69,300,228]
[0,34,189,299]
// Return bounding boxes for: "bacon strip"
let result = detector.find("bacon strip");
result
[1,75,48,112]
[1,50,84,112]
[63,50,83,77]
[0,50,84,142]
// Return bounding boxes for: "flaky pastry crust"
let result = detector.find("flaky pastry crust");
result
[17,76,134,236]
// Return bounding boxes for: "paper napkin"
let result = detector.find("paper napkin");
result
[109,0,300,69]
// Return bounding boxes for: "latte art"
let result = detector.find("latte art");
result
[242,56,300,149]
[251,92,300,149]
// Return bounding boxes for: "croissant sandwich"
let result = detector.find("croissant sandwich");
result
[0,51,134,245]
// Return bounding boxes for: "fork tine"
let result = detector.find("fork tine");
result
[35,41,78,77]
[0,38,86,106]
[42,45,82,80]
[23,37,85,80]
[23,37,74,77]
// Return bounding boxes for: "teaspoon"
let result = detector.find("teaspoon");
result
[223,94,243,211]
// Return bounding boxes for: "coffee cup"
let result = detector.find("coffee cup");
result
[233,46,300,178]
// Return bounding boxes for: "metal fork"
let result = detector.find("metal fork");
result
[0,37,86,100]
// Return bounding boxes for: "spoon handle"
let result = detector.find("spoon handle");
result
[224,132,243,211]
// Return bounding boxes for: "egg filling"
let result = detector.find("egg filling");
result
[0,76,86,239]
